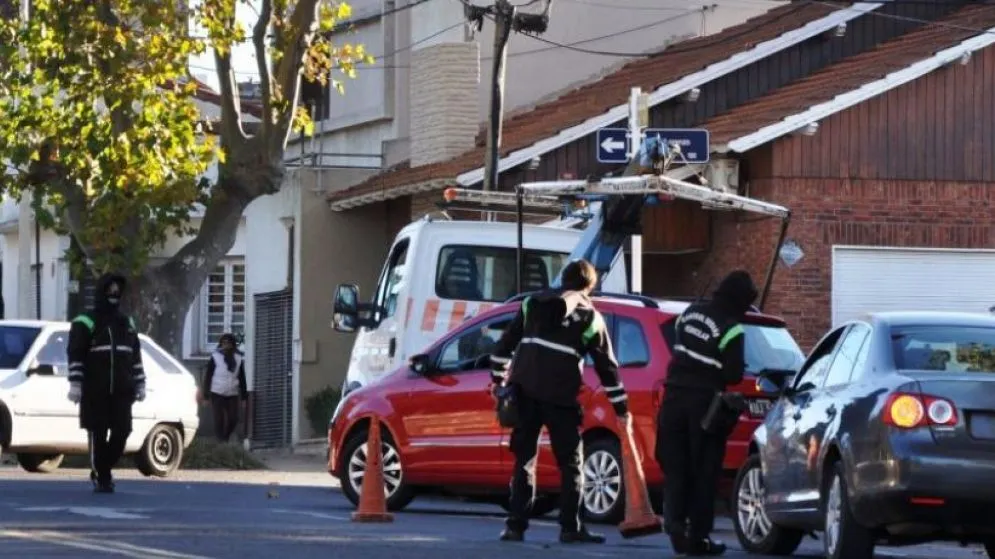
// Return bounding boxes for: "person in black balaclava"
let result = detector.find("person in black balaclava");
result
[201,332,247,442]
[66,273,146,493]
[656,270,758,556]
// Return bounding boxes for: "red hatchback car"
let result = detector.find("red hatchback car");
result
[327,293,805,523]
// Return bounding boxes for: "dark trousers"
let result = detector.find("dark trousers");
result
[88,426,130,484]
[507,393,584,533]
[211,393,241,442]
[655,386,728,541]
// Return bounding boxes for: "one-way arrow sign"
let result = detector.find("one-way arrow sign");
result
[596,128,630,164]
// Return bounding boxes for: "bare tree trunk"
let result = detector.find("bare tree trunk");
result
[123,268,197,358]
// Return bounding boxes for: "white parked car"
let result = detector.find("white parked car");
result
[0,320,200,477]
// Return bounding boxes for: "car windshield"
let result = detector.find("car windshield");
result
[0,326,43,369]
[743,323,806,375]
[891,325,995,373]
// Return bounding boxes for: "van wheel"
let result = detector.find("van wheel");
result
[582,437,625,524]
[498,494,558,518]
[732,454,803,555]
[340,426,415,512]
[17,453,64,473]
[136,424,184,478]
[823,461,875,559]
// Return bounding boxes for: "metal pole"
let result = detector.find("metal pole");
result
[630,234,642,294]
[482,0,514,221]
[516,187,524,294]
[33,193,41,319]
[759,215,791,311]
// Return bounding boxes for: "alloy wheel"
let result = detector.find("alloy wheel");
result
[582,449,622,516]
[825,475,843,555]
[737,466,773,543]
[348,440,403,498]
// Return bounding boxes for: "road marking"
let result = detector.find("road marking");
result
[0,529,214,558]
[18,506,150,519]
[271,509,349,521]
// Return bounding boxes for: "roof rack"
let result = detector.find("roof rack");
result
[437,187,580,218]
[505,290,660,309]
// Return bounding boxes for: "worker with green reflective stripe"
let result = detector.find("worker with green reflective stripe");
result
[656,270,759,556]
[488,259,626,545]
[66,273,146,494]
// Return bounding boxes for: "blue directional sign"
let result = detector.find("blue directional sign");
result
[596,128,630,164]
[644,128,710,164]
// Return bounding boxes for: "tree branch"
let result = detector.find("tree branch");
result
[269,0,321,157]
[214,49,246,144]
[253,0,274,139]
[162,180,253,295]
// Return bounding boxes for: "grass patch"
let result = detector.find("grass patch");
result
[59,438,267,471]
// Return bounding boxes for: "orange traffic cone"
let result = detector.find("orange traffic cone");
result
[351,417,394,523]
[617,419,663,539]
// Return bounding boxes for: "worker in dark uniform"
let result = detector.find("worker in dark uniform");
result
[656,270,758,556]
[67,273,146,493]
[489,259,629,544]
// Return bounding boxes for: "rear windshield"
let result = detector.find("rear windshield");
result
[661,319,804,375]
[891,325,995,373]
[0,326,42,369]
[435,245,569,302]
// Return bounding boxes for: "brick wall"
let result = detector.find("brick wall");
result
[410,42,481,167]
[648,178,995,351]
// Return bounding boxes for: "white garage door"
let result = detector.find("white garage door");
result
[832,246,995,326]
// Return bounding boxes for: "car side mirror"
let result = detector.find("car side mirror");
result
[27,363,55,377]
[409,353,433,375]
[755,369,796,397]
[755,376,783,396]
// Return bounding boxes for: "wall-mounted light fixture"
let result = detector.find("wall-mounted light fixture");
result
[792,122,819,137]
[683,87,701,103]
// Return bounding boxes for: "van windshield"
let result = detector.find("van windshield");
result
[435,245,569,302]
[0,326,42,369]
[891,325,995,373]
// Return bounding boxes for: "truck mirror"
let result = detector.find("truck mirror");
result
[332,312,358,333]
[333,283,360,315]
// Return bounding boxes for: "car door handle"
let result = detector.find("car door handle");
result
[388,338,396,358]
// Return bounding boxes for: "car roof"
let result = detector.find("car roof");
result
[0,319,61,328]
[871,311,995,328]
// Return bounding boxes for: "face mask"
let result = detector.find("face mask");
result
[106,295,120,307]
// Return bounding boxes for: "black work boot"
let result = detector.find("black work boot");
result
[559,528,606,544]
[668,531,690,554]
[687,537,727,556]
[500,528,524,542]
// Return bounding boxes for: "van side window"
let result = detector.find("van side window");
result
[375,239,410,319]
[435,245,569,302]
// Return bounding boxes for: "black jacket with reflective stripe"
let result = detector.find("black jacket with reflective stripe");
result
[67,311,145,398]
[490,290,627,414]
[664,302,746,392]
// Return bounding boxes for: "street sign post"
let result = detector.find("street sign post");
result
[643,128,710,164]
[596,128,630,164]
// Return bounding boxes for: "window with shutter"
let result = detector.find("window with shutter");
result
[199,259,246,353]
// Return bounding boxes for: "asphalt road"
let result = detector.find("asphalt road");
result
[0,466,987,558]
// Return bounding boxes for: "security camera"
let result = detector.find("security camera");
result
[529,155,541,170]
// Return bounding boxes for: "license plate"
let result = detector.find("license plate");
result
[748,399,773,418]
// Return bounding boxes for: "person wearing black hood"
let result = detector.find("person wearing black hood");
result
[201,332,248,442]
[656,270,759,556]
[66,273,146,493]
[489,259,629,545]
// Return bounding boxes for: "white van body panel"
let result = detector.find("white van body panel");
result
[342,218,627,390]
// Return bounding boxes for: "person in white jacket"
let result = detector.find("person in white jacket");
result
[200,333,248,442]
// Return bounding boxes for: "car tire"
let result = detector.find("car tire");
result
[732,454,804,555]
[582,437,625,525]
[339,426,415,512]
[16,452,64,473]
[823,461,875,559]
[135,424,184,478]
[498,494,558,518]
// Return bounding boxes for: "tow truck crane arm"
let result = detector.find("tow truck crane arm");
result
[518,174,791,310]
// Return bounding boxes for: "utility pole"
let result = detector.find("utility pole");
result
[465,0,554,222]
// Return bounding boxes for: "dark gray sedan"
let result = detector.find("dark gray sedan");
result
[731,311,995,559]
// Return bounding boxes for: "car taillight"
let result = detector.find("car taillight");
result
[883,392,958,429]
